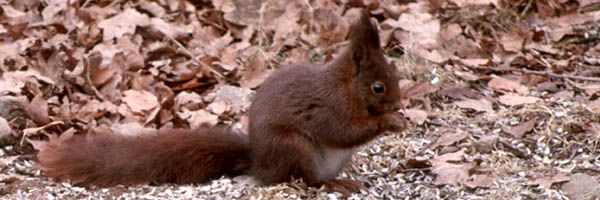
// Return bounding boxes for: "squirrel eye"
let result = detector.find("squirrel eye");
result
[371,82,385,94]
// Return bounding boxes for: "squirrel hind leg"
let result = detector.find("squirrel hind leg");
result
[249,132,328,186]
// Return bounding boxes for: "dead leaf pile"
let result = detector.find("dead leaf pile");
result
[1,0,600,199]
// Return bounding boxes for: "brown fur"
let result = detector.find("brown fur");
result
[37,11,405,194]
[38,128,250,186]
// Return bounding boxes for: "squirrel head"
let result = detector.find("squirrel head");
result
[345,11,402,116]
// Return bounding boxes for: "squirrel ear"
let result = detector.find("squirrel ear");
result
[349,11,381,71]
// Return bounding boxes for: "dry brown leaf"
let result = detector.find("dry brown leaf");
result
[98,8,150,41]
[473,134,498,153]
[404,83,438,100]
[91,66,117,87]
[502,118,537,138]
[111,122,156,136]
[488,76,528,94]
[213,86,255,114]
[402,109,428,125]
[449,0,498,7]
[551,90,574,100]
[79,100,118,120]
[240,53,273,89]
[432,130,469,148]
[454,71,479,82]
[25,93,50,125]
[0,117,12,143]
[395,12,440,49]
[122,90,159,114]
[499,32,524,52]
[314,8,348,47]
[270,5,303,48]
[498,94,540,106]
[460,58,490,67]
[455,99,493,113]
[41,0,67,21]
[439,85,482,100]
[588,99,600,115]
[430,149,477,185]
[561,173,600,200]
[204,32,234,57]
[464,174,498,188]
[528,172,570,190]
[207,101,230,115]
[440,23,462,40]
[179,109,219,129]
[582,122,600,139]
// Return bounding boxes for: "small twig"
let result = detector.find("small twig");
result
[81,0,91,8]
[520,0,533,17]
[166,35,226,79]
[464,65,600,82]
[304,0,314,35]
[499,139,532,159]
[519,68,600,82]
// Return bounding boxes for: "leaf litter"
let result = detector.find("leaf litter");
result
[1,0,600,199]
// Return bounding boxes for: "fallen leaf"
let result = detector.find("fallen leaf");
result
[404,83,438,100]
[79,100,118,120]
[473,135,498,153]
[499,32,524,52]
[503,118,537,138]
[431,149,477,185]
[204,32,234,57]
[0,117,11,145]
[588,99,600,115]
[454,71,479,81]
[498,94,540,106]
[432,130,469,148]
[98,8,150,41]
[25,93,50,125]
[455,99,494,113]
[551,91,574,100]
[439,23,462,40]
[91,66,117,87]
[465,174,498,188]
[240,53,273,89]
[460,58,490,67]
[402,109,428,125]
[179,109,219,129]
[439,85,482,100]
[449,0,498,7]
[488,77,528,94]
[213,86,255,114]
[582,122,600,139]
[122,90,159,114]
[561,173,600,200]
[528,172,570,190]
[111,122,156,136]
[207,101,230,115]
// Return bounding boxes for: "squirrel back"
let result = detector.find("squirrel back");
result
[37,128,250,186]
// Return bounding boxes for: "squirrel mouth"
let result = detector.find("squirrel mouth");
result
[367,106,385,116]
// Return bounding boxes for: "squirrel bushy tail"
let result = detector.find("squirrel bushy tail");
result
[37,128,251,187]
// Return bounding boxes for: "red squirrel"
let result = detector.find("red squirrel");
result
[36,11,406,195]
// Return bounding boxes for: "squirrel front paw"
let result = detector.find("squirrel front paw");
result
[383,113,407,132]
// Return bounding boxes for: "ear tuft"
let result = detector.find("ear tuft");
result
[349,11,380,49]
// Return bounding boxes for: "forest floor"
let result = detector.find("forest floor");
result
[1,0,600,199]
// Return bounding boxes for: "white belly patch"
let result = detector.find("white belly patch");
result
[317,147,355,180]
